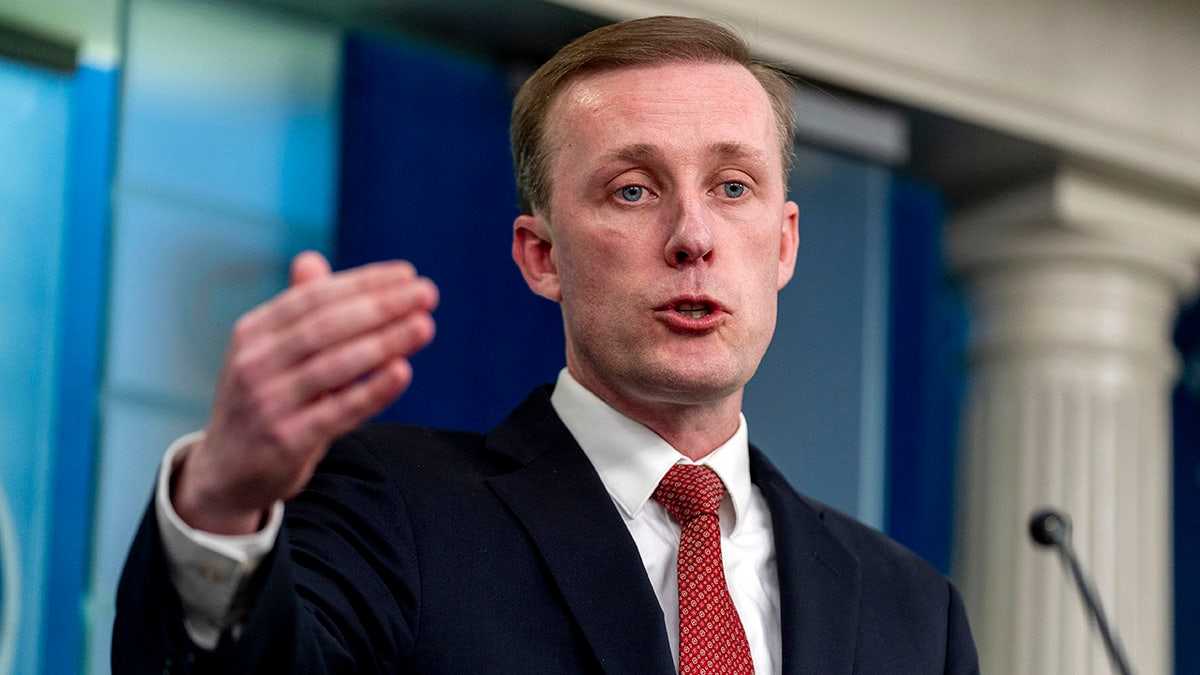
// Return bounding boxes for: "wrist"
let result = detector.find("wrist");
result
[170,441,268,536]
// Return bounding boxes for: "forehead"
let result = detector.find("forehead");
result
[544,61,780,169]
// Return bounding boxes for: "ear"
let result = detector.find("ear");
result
[776,200,800,290]
[512,213,562,302]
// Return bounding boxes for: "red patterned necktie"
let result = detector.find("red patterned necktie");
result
[653,464,754,675]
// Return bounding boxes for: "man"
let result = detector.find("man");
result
[114,15,978,674]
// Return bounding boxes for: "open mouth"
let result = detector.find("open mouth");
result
[674,302,712,319]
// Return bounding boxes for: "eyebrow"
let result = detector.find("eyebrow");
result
[601,143,661,166]
[599,142,766,166]
[710,141,766,164]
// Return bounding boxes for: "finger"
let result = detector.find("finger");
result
[273,357,415,459]
[290,250,333,286]
[237,259,425,343]
[253,310,436,419]
[234,276,439,385]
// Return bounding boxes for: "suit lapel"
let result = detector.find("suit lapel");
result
[483,388,676,675]
[751,448,861,675]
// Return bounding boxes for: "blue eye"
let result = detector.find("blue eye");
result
[722,182,747,198]
[619,185,645,202]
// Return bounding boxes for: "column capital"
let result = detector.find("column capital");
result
[947,164,1200,297]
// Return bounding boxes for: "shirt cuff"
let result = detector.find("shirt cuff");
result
[155,431,284,650]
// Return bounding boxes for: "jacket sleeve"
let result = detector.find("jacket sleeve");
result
[112,434,421,674]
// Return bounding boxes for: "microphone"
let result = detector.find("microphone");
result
[1029,509,1135,675]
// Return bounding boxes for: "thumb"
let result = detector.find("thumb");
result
[290,251,333,287]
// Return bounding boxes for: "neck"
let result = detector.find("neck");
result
[632,401,742,461]
[571,371,744,461]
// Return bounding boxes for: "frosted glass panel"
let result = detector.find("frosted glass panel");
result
[107,189,329,406]
[85,398,206,674]
[120,0,340,226]
[744,146,892,525]
[89,1,341,672]
[0,56,71,675]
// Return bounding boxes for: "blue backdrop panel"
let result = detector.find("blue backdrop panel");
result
[1172,301,1200,675]
[337,33,563,432]
[0,54,72,675]
[883,175,965,575]
[42,62,119,675]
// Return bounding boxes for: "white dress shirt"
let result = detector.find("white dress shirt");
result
[156,369,781,672]
[155,431,283,649]
[550,370,781,675]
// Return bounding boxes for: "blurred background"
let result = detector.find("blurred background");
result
[0,0,1197,673]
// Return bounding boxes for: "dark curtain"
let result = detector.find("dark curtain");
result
[337,32,564,432]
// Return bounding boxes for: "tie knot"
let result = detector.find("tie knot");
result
[653,464,725,524]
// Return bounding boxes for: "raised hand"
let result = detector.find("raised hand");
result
[172,251,438,535]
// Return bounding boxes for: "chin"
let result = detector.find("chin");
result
[631,362,748,404]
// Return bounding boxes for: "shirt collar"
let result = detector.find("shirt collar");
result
[549,368,753,534]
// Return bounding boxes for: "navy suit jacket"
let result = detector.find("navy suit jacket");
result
[113,385,978,673]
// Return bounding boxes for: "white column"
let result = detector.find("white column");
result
[947,166,1200,674]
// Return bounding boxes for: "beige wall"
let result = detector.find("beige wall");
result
[555,0,1200,194]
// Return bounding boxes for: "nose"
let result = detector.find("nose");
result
[663,193,714,266]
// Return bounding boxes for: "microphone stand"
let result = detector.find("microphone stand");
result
[1029,509,1135,675]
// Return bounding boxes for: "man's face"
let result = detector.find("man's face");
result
[513,61,799,414]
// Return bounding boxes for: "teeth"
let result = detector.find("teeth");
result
[676,302,711,318]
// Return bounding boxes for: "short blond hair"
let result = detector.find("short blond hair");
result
[510,15,795,216]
